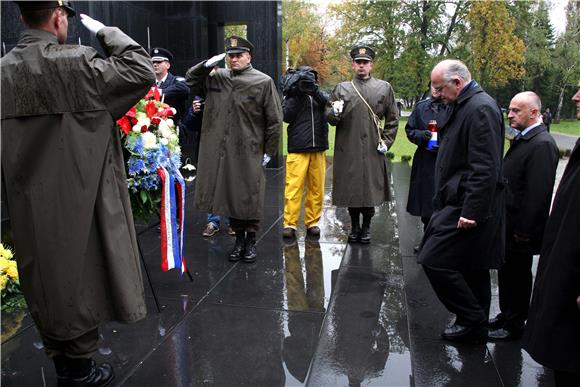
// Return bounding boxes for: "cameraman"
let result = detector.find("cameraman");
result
[282,66,329,239]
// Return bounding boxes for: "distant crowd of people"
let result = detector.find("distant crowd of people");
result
[1,2,579,386]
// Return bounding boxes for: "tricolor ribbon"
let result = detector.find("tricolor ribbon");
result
[157,165,187,275]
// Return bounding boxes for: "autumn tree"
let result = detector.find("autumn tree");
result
[466,0,526,88]
[552,0,580,122]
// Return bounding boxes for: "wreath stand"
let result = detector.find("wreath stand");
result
[136,219,194,314]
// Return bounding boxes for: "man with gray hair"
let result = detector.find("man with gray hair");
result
[417,59,505,344]
[487,91,559,341]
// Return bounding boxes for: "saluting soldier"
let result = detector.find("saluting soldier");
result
[1,3,154,385]
[186,36,282,263]
[326,45,399,244]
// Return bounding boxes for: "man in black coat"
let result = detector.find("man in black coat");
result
[150,47,189,121]
[405,94,451,236]
[417,60,505,344]
[488,92,559,341]
[522,83,580,386]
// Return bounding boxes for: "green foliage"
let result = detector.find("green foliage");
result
[466,0,526,88]
[130,189,161,225]
[1,281,26,313]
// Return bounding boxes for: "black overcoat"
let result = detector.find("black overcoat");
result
[417,83,505,270]
[522,139,580,374]
[503,124,559,254]
[405,98,451,218]
[158,72,189,121]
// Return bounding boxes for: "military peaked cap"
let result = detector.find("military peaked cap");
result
[150,47,173,62]
[225,36,254,54]
[350,45,375,61]
[15,1,76,17]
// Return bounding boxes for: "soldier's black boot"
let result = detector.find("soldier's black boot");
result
[56,357,114,387]
[229,232,245,261]
[348,212,361,243]
[359,215,372,244]
[243,232,257,263]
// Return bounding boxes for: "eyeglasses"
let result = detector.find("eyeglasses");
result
[432,79,455,93]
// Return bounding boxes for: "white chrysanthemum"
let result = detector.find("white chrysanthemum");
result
[159,138,169,146]
[158,120,173,139]
[141,131,158,149]
[166,118,175,128]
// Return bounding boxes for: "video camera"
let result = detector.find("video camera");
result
[281,66,319,96]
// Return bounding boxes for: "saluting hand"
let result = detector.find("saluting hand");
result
[205,53,226,68]
[457,217,477,229]
[80,14,105,35]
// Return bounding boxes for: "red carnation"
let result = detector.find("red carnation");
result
[140,125,148,133]
[151,117,161,125]
[131,117,138,125]
[117,116,131,135]
[145,101,157,118]
[126,106,136,118]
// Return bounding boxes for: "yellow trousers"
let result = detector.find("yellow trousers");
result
[283,152,326,229]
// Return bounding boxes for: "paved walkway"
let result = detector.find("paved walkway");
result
[1,160,557,386]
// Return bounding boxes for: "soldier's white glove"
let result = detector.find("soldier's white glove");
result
[80,14,105,35]
[377,141,388,155]
[262,154,271,167]
[332,100,344,115]
[205,53,226,68]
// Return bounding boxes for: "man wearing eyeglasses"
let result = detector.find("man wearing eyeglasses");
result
[417,59,505,344]
[326,45,399,244]
[1,2,154,385]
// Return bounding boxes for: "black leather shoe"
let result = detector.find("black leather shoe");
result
[243,242,257,263]
[306,226,320,237]
[487,314,505,330]
[57,360,114,387]
[229,233,245,261]
[487,327,522,342]
[441,323,487,344]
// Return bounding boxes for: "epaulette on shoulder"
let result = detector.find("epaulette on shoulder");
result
[176,76,186,82]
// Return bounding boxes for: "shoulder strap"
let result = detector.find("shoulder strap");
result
[350,81,382,141]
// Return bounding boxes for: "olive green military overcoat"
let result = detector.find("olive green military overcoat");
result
[327,77,399,207]
[1,27,154,340]
[186,62,282,220]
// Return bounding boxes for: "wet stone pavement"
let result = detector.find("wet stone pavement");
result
[1,159,558,386]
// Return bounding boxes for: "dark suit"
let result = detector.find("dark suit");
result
[523,138,580,377]
[157,72,189,121]
[405,97,451,227]
[417,81,505,327]
[498,124,559,330]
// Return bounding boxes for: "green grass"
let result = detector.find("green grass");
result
[282,117,415,161]
[281,116,579,161]
[551,119,580,136]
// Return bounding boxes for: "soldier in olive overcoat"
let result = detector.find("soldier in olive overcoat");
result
[326,46,399,244]
[186,36,282,263]
[1,3,154,385]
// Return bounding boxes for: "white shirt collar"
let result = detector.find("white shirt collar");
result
[520,121,542,137]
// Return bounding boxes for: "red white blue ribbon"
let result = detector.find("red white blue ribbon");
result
[157,165,187,275]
